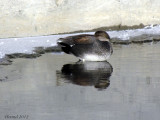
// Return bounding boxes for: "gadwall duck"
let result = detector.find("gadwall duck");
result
[57,31,113,61]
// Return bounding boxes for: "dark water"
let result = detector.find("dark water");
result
[0,43,160,120]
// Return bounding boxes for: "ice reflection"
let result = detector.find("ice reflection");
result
[57,61,113,90]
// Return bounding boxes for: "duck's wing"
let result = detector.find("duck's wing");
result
[57,34,96,54]
[72,35,96,44]
[57,34,95,46]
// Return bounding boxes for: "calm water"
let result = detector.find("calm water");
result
[0,43,160,120]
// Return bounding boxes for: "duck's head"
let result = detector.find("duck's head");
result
[95,31,110,41]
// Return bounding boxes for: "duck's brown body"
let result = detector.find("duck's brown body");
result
[57,31,113,61]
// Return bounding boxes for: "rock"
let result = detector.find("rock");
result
[6,53,41,59]
[0,56,12,65]
[44,46,61,52]
[153,35,160,42]
[33,47,45,54]
[111,38,131,44]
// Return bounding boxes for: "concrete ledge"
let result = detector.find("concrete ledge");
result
[1,0,160,38]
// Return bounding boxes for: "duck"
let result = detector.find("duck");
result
[57,31,113,61]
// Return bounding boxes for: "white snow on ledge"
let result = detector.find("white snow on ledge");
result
[108,25,160,40]
[0,25,160,58]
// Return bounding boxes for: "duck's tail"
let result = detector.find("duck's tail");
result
[57,38,71,54]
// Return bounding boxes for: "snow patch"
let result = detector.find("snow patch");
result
[0,25,160,59]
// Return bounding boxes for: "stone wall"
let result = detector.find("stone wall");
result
[0,0,160,38]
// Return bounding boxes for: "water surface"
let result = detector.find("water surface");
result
[0,43,160,120]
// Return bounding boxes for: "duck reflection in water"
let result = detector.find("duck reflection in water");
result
[57,61,113,90]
